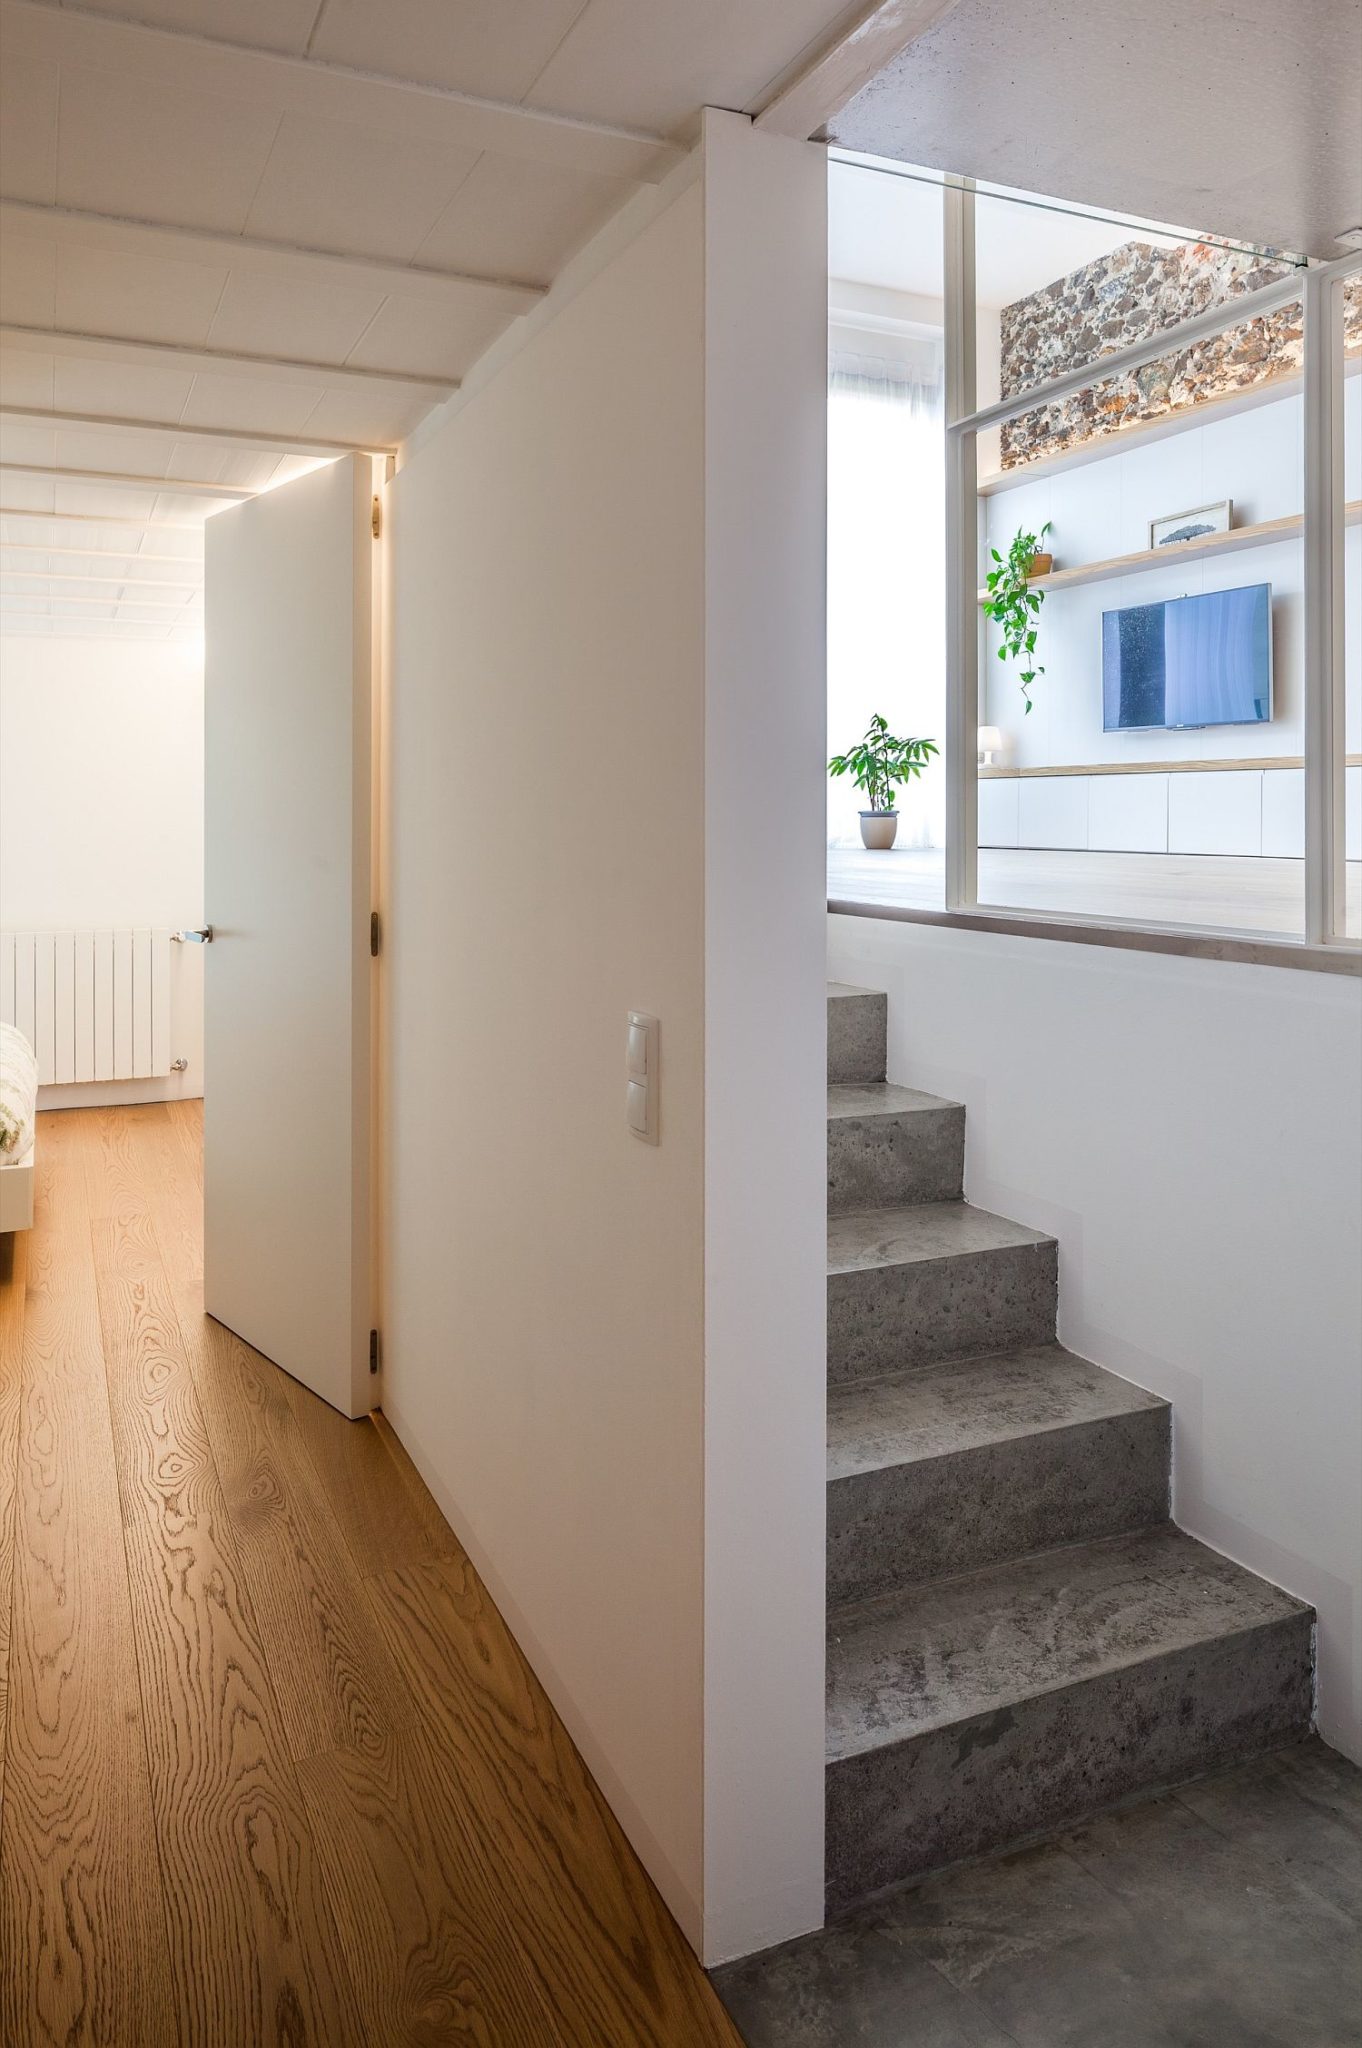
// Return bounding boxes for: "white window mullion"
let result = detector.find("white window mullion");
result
[1302,262,1350,943]
[943,180,977,913]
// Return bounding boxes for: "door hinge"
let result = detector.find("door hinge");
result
[369,1328,380,1374]
[371,495,382,539]
[370,910,381,957]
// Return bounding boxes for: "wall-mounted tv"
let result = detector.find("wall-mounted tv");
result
[1102,582,1272,731]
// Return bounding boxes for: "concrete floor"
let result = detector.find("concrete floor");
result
[713,1738,1362,2048]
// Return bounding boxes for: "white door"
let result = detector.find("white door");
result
[203,454,376,1417]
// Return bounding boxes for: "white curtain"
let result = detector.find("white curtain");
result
[827,342,946,849]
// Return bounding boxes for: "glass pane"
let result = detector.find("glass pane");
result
[827,157,946,910]
[974,184,1300,482]
[975,306,1305,937]
[1344,272,1361,940]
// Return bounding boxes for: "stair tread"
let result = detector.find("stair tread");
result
[828,1082,962,1121]
[828,1344,1167,1482]
[827,1524,1309,1764]
[827,981,883,999]
[829,1201,1053,1276]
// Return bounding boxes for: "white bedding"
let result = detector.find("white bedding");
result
[0,1020,38,1166]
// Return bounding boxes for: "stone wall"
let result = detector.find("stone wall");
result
[999,240,1361,467]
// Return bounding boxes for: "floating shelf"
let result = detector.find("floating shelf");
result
[978,500,1361,601]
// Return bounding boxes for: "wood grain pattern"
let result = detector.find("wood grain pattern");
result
[3,1104,746,2048]
[284,1373,458,1579]
[81,1102,171,1225]
[365,1553,745,2048]
[295,1724,561,2047]
[0,1225,27,1826]
[136,1113,414,1764]
[1,1111,178,2048]
[90,1198,363,2045]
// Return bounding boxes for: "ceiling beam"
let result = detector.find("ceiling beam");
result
[0,503,206,529]
[0,201,548,309]
[5,1,683,182]
[0,323,458,399]
[2,404,389,459]
[1,589,195,611]
[0,463,253,499]
[1,540,200,565]
[752,0,966,139]
[0,609,180,632]
[2,566,200,589]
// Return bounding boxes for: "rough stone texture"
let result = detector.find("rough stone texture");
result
[824,1525,1314,1910]
[828,1204,1058,1385]
[999,240,1362,468]
[827,1084,965,1214]
[827,1346,1170,1605]
[828,983,887,1085]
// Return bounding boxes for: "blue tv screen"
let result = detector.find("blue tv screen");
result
[1102,583,1272,731]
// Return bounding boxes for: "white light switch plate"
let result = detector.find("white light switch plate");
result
[626,1011,659,1142]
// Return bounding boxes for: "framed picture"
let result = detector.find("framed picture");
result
[1148,500,1233,549]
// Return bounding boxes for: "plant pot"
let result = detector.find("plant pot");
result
[859,809,899,851]
[1029,552,1054,577]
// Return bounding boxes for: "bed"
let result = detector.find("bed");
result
[0,1019,37,1232]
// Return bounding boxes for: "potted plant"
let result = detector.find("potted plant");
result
[982,520,1052,713]
[829,714,939,850]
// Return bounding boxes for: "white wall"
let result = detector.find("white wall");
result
[0,632,204,1100]
[828,912,1362,1765]
[983,375,1362,772]
[382,114,826,1965]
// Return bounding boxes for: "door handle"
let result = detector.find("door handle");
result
[172,927,214,943]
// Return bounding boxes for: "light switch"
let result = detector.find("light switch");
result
[626,1011,659,1142]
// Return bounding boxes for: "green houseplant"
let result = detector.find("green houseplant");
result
[982,520,1052,713]
[828,714,939,850]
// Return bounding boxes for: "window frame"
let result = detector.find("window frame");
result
[833,160,1362,970]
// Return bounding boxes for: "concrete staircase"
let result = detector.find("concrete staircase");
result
[824,982,1314,1914]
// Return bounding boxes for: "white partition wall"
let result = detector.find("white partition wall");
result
[382,114,826,1964]
[0,633,204,1103]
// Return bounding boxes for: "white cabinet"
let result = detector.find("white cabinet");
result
[1261,770,1305,858]
[1168,771,1263,856]
[978,777,1019,847]
[1018,776,1088,850]
[1088,774,1169,852]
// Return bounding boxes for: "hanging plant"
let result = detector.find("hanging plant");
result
[982,521,1052,714]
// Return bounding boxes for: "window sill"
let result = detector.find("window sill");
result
[827,897,1362,975]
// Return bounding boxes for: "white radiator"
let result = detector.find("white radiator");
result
[0,929,173,1085]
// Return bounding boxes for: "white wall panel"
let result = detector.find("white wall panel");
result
[0,633,203,1100]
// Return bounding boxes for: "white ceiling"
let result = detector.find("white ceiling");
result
[829,0,1361,267]
[0,0,864,637]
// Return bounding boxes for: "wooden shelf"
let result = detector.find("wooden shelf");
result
[978,500,1361,601]
[979,754,1362,780]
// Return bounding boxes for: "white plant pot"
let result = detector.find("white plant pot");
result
[859,810,899,851]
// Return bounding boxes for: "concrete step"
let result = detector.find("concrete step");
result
[824,1524,1313,1913]
[828,982,886,1085]
[827,1345,1170,1606]
[828,1203,1057,1386]
[828,1083,965,1214]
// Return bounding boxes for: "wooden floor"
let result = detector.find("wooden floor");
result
[828,845,1362,937]
[0,1103,743,2048]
